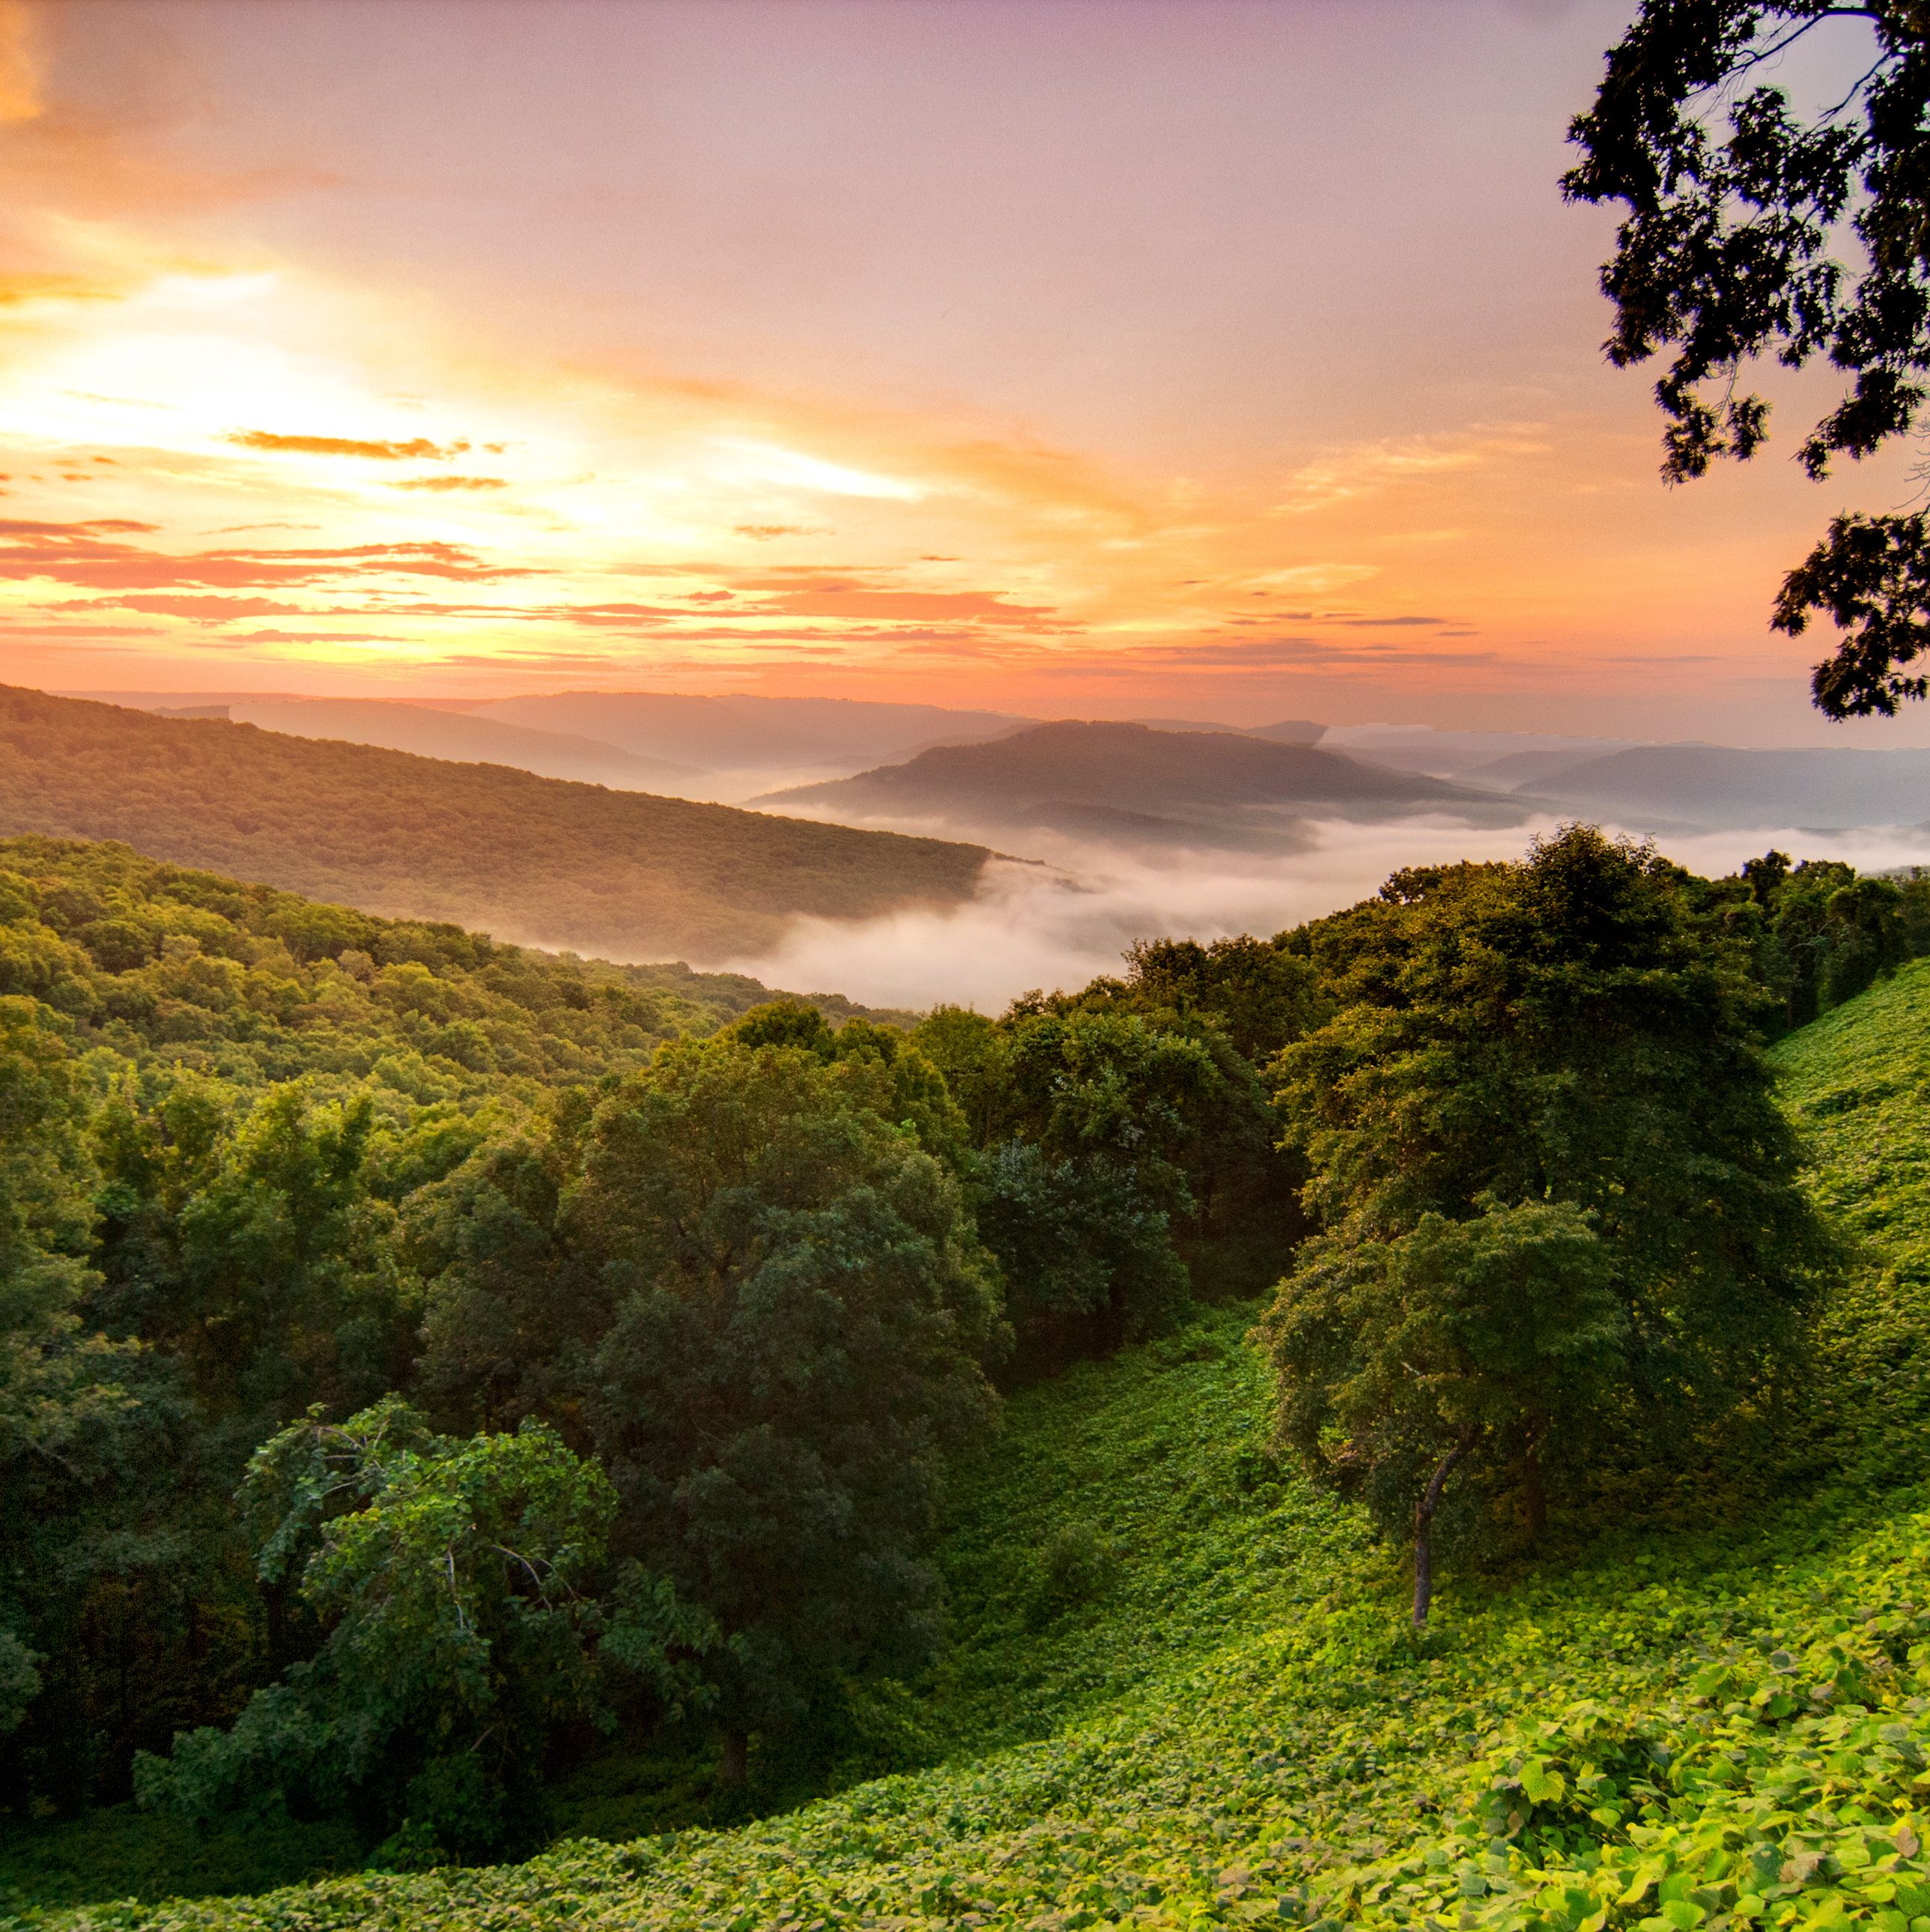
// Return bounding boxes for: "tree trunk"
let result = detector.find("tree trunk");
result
[1521,1425,1547,1543]
[718,1728,748,1786]
[1412,1430,1478,1632]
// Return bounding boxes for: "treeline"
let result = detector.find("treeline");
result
[1,830,1921,1860]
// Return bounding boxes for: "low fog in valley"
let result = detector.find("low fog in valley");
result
[721,813,1930,1011]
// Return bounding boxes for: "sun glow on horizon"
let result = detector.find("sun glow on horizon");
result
[1,0,1923,746]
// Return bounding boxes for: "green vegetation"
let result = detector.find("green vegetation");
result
[1264,830,1828,1623]
[0,832,1293,1871]
[7,954,1921,1932]
[0,687,988,961]
[16,827,1930,1932]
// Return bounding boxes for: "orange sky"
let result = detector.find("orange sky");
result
[0,0,1920,745]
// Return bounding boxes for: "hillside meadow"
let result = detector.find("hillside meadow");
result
[10,873,1930,1932]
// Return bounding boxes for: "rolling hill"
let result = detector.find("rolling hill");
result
[451,691,1032,779]
[1324,722,1640,780]
[1520,741,1930,831]
[216,699,708,792]
[34,960,1930,1932]
[762,718,1526,846]
[0,687,989,962]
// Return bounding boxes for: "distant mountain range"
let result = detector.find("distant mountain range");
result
[0,688,989,961]
[55,687,1930,846]
[1508,744,1930,833]
[1321,724,1639,781]
[759,719,1529,848]
[1326,726,1930,834]
[442,691,1031,795]
[214,698,708,792]
[76,692,1334,804]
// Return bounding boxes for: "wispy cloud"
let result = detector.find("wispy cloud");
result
[393,475,508,492]
[228,431,471,461]
[0,526,535,589]
[1269,427,1551,516]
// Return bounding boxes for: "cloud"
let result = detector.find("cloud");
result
[0,517,160,536]
[225,630,409,645]
[394,475,509,492]
[228,431,471,461]
[715,815,1930,1012]
[61,593,318,619]
[0,527,534,590]
[709,438,924,501]
[538,601,681,627]
[0,622,164,643]
[760,587,1067,628]
[1241,564,1379,595]
[1269,428,1551,515]
[1180,636,1501,669]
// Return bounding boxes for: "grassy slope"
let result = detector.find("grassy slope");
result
[0,687,987,962]
[21,968,1930,1931]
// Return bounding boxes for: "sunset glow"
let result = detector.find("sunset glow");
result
[1,0,1920,742]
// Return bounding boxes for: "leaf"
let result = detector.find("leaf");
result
[1623,1860,1670,1906]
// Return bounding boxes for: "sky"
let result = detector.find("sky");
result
[0,0,1922,745]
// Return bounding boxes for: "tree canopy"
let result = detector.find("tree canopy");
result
[1566,2,1930,717]
[1260,827,1833,1623]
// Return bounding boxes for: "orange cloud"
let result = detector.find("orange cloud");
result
[394,475,508,492]
[762,587,1067,628]
[228,432,473,461]
[62,593,314,619]
[0,526,535,589]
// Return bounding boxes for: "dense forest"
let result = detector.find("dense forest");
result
[3,823,1926,1892]
[0,688,989,962]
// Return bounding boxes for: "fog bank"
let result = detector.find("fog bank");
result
[722,816,1930,1013]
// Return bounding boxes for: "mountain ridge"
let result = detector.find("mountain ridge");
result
[761,717,1529,846]
[0,686,989,962]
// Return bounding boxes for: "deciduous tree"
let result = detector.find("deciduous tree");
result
[1566,3,1930,717]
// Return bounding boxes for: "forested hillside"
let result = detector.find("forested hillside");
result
[24,943,1930,1932]
[0,688,989,961]
[0,830,1305,1892]
[10,829,1930,1929]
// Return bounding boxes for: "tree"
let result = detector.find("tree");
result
[1263,1201,1624,1628]
[1115,934,1326,1066]
[962,1006,1223,1361]
[916,993,1299,1364]
[135,1400,652,1862]
[1565,3,1930,717]
[417,1036,1003,1782]
[1261,828,1830,1623]
[0,999,140,1790]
